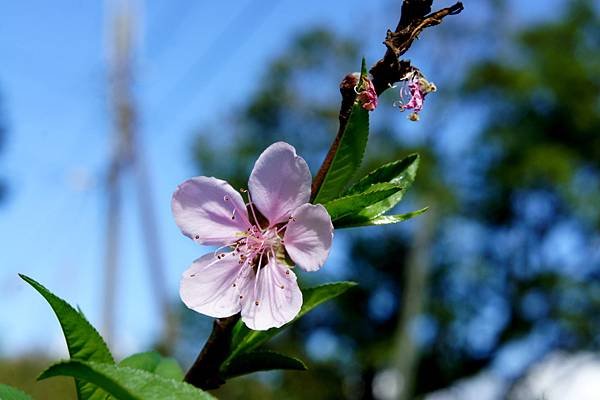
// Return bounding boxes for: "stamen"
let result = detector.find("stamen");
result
[276,221,291,234]
[223,194,254,228]
[253,252,264,301]
[213,240,240,257]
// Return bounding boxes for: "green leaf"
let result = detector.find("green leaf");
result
[331,154,421,226]
[0,384,33,400]
[221,351,307,379]
[119,351,184,381]
[227,282,357,364]
[313,103,370,204]
[323,183,402,221]
[39,360,214,400]
[19,274,114,400]
[346,154,419,195]
[335,208,429,228]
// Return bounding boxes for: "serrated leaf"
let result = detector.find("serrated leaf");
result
[39,360,214,400]
[221,351,307,379]
[119,351,184,381]
[19,274,114,400]
[346,154,419,195]
[323,183,402,221]
[0,384,33,400]
[313,103,370,204]
[335,207,429,228]
[332,154,421,225]
[226,282,357,364]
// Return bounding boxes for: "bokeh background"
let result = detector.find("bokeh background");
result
[1,0,599,399]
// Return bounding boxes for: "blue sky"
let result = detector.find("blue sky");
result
[0,0,417,357]
[0,0,568,359]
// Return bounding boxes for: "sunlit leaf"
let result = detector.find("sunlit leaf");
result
[323,183,402,221]
[346,154,419,195]
[331,154,422,226]
[20,274,114,400]
[335,208,429,228]
[39,360,214,400]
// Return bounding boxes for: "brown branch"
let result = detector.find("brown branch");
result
[184,1,463,391]
[311,1,463,200]
[184,314,240,390]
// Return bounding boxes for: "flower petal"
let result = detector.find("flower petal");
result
[240,258,303,330]
[180,252,244,318]
[283,203,333,272]
[172,176,250,246]
[248,142,311,225]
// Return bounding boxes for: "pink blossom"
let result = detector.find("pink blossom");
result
[357,79,378,111]
[172,142,334,330]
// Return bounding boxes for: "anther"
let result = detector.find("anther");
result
[223,195,229,201]
[285,270,290,275]
[280,285,284,289]
[232,283,236,287]
[195,235,200,240]
[239,295,243,299]
[255,301,259,306]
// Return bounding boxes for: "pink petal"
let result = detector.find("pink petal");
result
[180,252,245,318]
[240,258,303,330]
[283,203,333,272]
[248,142,311,225]
[172,176,251,246]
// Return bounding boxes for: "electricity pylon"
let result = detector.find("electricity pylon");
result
[103,0,176,354]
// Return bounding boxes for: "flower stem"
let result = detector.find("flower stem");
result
[184,1,464,390]
[184,314,240,390]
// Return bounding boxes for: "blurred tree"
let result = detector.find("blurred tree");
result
[446,0,600,386]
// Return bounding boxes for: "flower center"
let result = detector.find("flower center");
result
[222,192,291,270]
[240,225,282,265]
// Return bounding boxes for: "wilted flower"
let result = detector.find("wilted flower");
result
[172,142,334,330]
[356,78,378,111]
[394,70,437,121]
